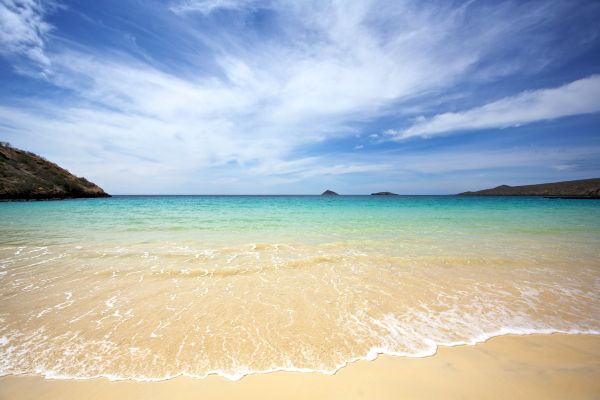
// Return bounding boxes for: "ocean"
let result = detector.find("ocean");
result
[1,195,599,380]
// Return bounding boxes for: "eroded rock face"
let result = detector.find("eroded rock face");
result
[321,190,339,196]
[371,192,398,196]
[459,178,600,198]
[0,143,110,200]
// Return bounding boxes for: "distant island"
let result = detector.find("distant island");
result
[0,142,110,200]
[321,190,339,196]
[371,192,397,196]
[460,178,600,198]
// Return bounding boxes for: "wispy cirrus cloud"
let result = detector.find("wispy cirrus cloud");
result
[0,0,57,69]
[387,75,600,140]
[1,0,599,193]
[170,0,260,15]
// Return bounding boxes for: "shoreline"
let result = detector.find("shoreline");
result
[2,333,599,399]
[2,328,599,382]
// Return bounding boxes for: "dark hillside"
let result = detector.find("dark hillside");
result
[0,142,110,200]
[460,178,600,198]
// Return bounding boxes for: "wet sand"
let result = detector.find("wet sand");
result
[1,333,599,400]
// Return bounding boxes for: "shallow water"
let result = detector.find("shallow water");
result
[1,195,599,380]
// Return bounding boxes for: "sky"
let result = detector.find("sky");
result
[1,0,600,194]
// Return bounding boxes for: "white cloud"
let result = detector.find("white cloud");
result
[390,75,600,139]
[0,0,54,67]
[170,0,260,14]
[2,0,596,193]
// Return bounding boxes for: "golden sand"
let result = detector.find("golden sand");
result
[2,242,599,380]
[1,334,599,400]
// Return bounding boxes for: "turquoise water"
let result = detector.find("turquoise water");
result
[1,195,599,246]
[1,195,599,380]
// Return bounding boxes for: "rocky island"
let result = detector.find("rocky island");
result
[460,178,600,198]
[321,190,339,195]
[371,192,398,196]
[0,142,110,200]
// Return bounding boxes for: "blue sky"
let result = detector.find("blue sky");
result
[1,0,599,194]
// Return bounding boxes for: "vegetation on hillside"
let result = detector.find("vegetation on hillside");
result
[0,142,110,200]
[460,178,600,198]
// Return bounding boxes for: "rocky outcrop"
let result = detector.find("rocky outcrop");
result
[371,192,398,196]
[0,143,110,200]
[321,190,339,196]
[459,178,600,198]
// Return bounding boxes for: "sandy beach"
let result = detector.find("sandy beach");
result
[2,197,599,396]
[1,333,599,400]
[2,0,600,398]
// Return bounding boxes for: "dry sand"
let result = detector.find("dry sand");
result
[1,333,599,400]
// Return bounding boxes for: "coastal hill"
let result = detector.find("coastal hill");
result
[0,142,110,200]
[460,178,600,198]
[321,190,339,195]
